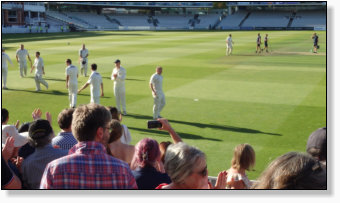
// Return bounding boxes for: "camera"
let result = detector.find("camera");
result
[147,120,162,129]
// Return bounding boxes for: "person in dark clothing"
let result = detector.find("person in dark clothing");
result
[312,33,319,53]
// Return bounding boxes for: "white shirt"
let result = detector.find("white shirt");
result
[66,65,78,84]
[79,48,88,59]
[16,49,29,62]
[2,52,13,69]
[150,73,163,93]
[33,57,44,75]
[111,66,126,85]
[87,71,102,97]
[227,37,233,47]
[120,124,131,145]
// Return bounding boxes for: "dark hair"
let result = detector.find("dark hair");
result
[36,51,40,55]
[57,108,74,130]
[18,122,32,133]
[1,108,9,123]
[91,63,97,71]
[72,104,111,142]
[66,59,72,64]
[28,119,53,148]
[106,106,120,120]
[108,119,123,143]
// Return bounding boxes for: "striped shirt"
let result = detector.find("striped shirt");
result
[52,131,78,150]
[40,141,137,189]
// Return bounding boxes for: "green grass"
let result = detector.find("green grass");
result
[1,30,326,179]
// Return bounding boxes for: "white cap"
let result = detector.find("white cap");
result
[2,125,29,147]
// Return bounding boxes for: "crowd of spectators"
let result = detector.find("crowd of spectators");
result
[1,105,327,190]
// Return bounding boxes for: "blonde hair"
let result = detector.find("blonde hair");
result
[231,143,255,171]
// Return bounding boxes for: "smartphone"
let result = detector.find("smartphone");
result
[147,120,162,129]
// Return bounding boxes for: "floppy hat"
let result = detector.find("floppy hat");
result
[2,125,29,147]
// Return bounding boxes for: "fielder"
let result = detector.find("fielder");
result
[78,63,104,104]
[256,33,262,54]
[15,44,32,77]
[65,59,78,108]
[2,48,13,89]
[111,59,127,115]
[30,52,48,91]
[149,66,165,120]
[264,34,269,53]
[226,34,234,56]
[79,44,89,77]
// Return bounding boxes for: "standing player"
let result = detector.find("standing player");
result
[226,34,234,56]
[111,59,127,115]
[312,33,319,53]
[264,34,269,53]
[256,33,262,54]
[65,59,78,108]
[150,66,165,120]
[16,44,32,77]
[78,63,104,104]
[2,48,13,89]
[30,52,48,91]
[79,44,89,77]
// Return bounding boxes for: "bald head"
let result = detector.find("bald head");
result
[156,66,163,75]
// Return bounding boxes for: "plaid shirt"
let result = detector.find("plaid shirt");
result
[40,141,137,189]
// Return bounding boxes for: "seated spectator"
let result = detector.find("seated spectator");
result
[18,122,35,159]
[252,152,326,189]
[107,106,131,144]
[2,137,22,189]
[107,119,135,165]
[131,138,171,189]
[21,119,68,189]
[226,143,255,189]
[156,142,227,189]
[52,108,78,150]
[306,127,326,169]
[40,103,137,189]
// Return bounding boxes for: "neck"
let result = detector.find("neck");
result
[62,128,72,133]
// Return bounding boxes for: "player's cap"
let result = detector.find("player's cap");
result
[114,59,121,63]
[28,119,53,140]
[306,127,326,152]
[2,125,29,147]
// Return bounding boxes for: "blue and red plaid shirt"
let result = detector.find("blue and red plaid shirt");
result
[40,141,137,189]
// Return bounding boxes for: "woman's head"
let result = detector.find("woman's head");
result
[252,152,326,189]
[108,119,123,144]
[131,138,160,169]
[164,142,208,189]
[106,106,120,121]
[231,143,255,171]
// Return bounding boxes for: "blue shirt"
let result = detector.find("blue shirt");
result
[52,131,78,150]
[132,165,171,189]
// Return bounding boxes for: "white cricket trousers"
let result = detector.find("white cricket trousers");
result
[19,61,27,77]
[68,83,78,108]
[2,68,8,88]
[91,96,100,104]
[35,74,48,91]
[80,59,88,77]
[114,84,126,113]
[226,46,233,55]
[153,92,165,119]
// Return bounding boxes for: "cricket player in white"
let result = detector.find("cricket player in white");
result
[2,48,13,89]
[78,63,104,104]
[65,59,78,108]
[30,52,48,91]
[150,66,165,120]
[226,34,234,56]
[111,59,127,115]
[16,44,32,77]
[79,44,89,77]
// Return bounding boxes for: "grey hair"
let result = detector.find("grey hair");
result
[164,142,206,184]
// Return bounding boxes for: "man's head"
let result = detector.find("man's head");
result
[114,59,121,68]
[2,48,5,53]
[66,59,72,66]
[57,108,75,131]
[306,127,326,161]
[2,108,9,124]
[229,34,232,37]
[28,119,53,148]
[20,44,24,50]
[266,34,268,37]
[35,52,40,58]
[258,33,260,36]
[91,63,97,71]
[82,44,85,49]
[72,104,112,145]
[156,66,163,75]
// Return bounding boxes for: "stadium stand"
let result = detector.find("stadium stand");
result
[154,14,194,29]
[241,11,291,28]
[218,10,248,29]
[194,14,220,29]
[290,10,326,27]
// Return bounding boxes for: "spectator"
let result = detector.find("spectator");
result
[106,119,135,165]
[252,152,326,189]
[226,143,255,189]
[159,141,172,163]
[2,108,19,128]
[18,122,35,159]
[2,137,22,189]
[131,138,171,189]
[40,103,137,189]
[21,119,68,189]
[156,142,227,189]
[52,108,78,150]
[306,127,326,169]
[107,106,131,144]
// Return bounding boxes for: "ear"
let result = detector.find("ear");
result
[94,127,104,142]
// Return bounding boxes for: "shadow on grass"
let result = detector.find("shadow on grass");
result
[101,77,145,82]
[2,32,150,44]
[45,77,65,82]
[125,113,281,136]
[128,126,222,142]
[4,88,68,96]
